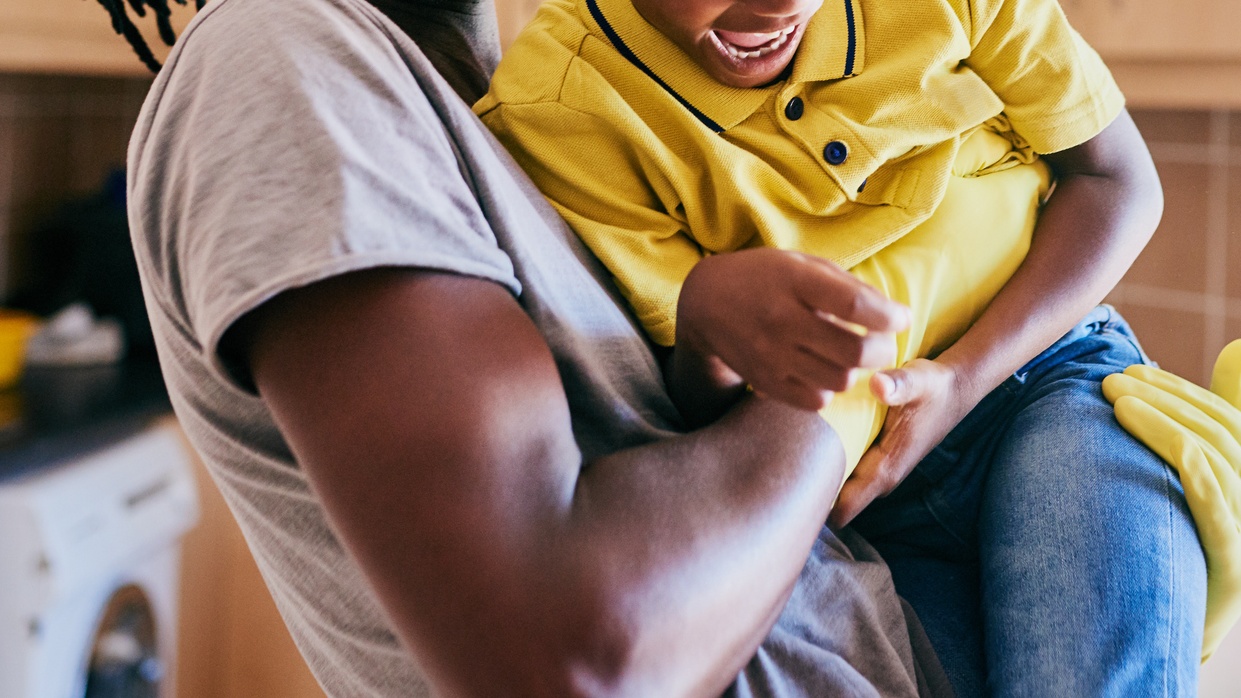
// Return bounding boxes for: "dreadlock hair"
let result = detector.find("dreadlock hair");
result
[94,0,206,73]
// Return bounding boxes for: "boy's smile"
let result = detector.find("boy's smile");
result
[630,0,825,88]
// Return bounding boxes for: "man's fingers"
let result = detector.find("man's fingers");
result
[792,256,910,334]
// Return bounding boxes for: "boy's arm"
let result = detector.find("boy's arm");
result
[242,266,898,697]
[831,108,1162,525]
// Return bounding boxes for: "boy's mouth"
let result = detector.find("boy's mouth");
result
[703,24,803,85]
[710,26,798,60]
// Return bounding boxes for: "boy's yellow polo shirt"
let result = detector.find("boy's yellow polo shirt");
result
[474,0,1124,348]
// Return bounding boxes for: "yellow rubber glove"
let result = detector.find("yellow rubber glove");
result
[1101,340,1241,661]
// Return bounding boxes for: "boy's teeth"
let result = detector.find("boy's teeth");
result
[716,26,796,60]
[719,28,794,58]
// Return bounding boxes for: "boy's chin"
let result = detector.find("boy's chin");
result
[707,63,793,89]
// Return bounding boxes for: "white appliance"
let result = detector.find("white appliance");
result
[0,424,198,698]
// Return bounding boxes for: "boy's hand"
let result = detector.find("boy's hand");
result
[676,248,910,413]
[829,358,981,527]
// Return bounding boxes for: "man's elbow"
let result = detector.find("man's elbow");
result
[503,601,646,698]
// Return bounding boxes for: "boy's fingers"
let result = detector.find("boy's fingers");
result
[793,257,910,334]
[830,442,908,527]
[870,372,898,405]
[798,319,897,372]
[788,348,858,394]
[749,372,835,413]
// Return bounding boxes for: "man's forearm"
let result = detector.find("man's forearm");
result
[567,395,844,697]
[660,342,749,429]
[248,269,844,697]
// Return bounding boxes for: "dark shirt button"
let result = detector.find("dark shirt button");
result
[784,96,805,121]
[824,140,848,165]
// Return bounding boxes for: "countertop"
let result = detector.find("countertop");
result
[0,357,171,482]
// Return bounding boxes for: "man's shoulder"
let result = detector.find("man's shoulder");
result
[127,0,523,392]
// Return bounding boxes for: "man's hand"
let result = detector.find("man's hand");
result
[829,359,981,526]
[669,248,909,424]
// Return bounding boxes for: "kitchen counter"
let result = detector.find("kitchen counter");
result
[0,358,171,482]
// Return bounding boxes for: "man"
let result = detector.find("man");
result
[122,0,945,694]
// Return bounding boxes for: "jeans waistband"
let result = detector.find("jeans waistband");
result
[1011,305,1146,384]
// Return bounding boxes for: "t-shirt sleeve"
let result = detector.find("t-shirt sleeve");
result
[477,99,700,347]
[964,0,1125,154]
[129,0,518,389]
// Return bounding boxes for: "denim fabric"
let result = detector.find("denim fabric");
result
[852,305,1207,697]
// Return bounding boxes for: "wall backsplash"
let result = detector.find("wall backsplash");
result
[1110,109,1241,386]
[0,73,150,302]
[0,71,1236,385]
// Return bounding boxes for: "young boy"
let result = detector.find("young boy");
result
[475,0,1125,486]
[477,0,1207,691]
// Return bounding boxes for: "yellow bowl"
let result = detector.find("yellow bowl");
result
[0,310,40,390]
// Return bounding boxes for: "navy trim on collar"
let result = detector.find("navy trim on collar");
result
[843,0,856,76]
[585,0,725,133]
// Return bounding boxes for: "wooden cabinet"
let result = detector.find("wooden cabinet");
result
[1060,0,1240,108]
[1060,0,1240,60]
[9,0,1235,106]
[170,420,327,698]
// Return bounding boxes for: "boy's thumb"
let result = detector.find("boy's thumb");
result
[871,369,914,406]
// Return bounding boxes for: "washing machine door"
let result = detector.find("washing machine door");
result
[82,585,161,698]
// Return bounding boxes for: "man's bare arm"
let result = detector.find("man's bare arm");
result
[242,268,847,697]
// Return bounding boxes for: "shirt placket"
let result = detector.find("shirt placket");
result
[773,82,874,204]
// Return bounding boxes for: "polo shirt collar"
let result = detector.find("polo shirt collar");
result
[581,0,865,132]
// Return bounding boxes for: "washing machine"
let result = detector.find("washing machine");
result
[0,424,199,698]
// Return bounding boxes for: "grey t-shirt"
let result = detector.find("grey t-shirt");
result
[128,0,943,694]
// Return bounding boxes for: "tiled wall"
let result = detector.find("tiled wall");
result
[0,73,151,300]
[1111,109,1241,385]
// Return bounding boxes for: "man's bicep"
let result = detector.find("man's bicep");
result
[239,267,585,683]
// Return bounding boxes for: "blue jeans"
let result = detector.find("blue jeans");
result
[852,306,1206,697]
